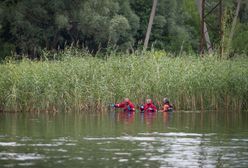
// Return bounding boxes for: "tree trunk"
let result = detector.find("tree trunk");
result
[227,0,242,53]
[143,0,158,51]
[196,0,213,54]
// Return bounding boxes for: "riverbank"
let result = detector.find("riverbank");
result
[0,50,247,112]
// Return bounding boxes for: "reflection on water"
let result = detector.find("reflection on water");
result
[115,111,135,125]
[112,111,173,128]
[140,112,157,128]
[0,111,248,167]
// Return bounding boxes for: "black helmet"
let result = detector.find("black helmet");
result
[163,98,169,103]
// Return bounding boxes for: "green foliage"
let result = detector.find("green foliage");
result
[130,0,152,42]
[55,14,69,29]
[131,0,198,53]
[0,0,247,58]
[232,23,248,55]
[109,15,130,43]
[0,50,247,112]
[0,42,15,60]
[0,0,139,58]
[240,1,248,23]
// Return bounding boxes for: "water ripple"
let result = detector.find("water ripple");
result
[0,142,24,147]
[0,152,44,161]
[82,132,248,167]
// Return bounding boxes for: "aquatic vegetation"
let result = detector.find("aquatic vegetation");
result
[0,50,247,112]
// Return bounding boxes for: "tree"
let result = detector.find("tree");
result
[0,0,247,58]
[0,0,139,58]
[143,0,157,51]
[227,0,242,53]
[155,0,196,53]
[195,0,213,54]
[230,0,248,55]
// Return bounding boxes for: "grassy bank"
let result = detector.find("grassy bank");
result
[0,50,247,112]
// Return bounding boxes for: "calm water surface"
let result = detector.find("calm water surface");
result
[0,110,247,168]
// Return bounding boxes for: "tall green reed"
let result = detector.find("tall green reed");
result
[0,50,247,112]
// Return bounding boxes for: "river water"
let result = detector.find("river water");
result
[0,110,247,168]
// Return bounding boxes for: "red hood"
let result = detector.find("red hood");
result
[125,100,131,105]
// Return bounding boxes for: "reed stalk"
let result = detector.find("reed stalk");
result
[0,50,247,112]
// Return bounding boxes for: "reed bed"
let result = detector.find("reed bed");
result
[0,50,247,112]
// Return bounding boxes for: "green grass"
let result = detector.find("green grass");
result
[0,49,247,112]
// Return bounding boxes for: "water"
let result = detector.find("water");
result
[0,111,247,168]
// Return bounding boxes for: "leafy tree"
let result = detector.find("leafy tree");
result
[0,0,247,58]
[131,0,197,53]
[77,0,138,51]
[232,23,248,55]
[240,1,248,23]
